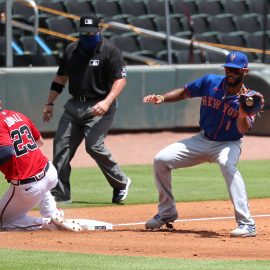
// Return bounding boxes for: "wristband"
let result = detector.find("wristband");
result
[50,81,64,93]
[156,95,165,103]
[45,103,54,106]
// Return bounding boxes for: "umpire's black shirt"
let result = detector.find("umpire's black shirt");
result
[57,37,127,100]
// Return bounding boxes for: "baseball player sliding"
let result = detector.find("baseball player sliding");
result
[143,51,264,237]
[0,98,81,231]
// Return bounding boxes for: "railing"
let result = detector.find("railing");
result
[5,0,39,67]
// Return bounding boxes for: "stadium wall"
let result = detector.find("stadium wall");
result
[0,64,269,135]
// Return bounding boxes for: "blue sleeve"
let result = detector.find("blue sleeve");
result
[185,74,212,98]
[0,145,14,165]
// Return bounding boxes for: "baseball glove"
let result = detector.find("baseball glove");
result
[239,90,264,116]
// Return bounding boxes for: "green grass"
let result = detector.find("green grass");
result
[0,249,270,270]
[0,160,269,208]
[0,160,269,269]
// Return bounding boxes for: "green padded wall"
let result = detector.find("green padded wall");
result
[0,64,269,134]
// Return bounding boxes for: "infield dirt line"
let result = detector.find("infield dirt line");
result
[113,214,270,227]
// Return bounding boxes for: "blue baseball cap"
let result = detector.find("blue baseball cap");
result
[223,51,248,69]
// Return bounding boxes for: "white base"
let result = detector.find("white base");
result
[66,219,113,231]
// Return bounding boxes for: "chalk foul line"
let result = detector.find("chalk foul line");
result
[113,214,270,227]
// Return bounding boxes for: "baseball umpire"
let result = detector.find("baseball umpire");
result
[143,51,264,237]
[43,15,131,204]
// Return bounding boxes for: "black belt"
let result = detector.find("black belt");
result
[9,162,50,186]
[73,96,99,102]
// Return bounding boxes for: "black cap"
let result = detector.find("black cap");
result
[78,15,101,33]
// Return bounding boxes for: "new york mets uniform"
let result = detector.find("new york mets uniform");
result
[154,74,255,227]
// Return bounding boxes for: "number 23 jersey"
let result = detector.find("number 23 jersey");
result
[0,109,47,180]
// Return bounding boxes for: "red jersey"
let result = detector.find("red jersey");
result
[0,109,48,180]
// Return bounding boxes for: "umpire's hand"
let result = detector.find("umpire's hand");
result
[91,100,110,116]
[43,104,54,122]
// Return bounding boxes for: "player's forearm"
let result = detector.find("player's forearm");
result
[161,88,188,102]
[237,115,252,134]
[36,138,44,148]
[104,78,126,106]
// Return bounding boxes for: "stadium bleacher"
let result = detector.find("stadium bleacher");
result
[0,0,269,67]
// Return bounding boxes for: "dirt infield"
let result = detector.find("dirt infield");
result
[0,132,269,260]
[0,200,269,259]
[42,131,270,167]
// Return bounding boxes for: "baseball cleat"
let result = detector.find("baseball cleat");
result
[112,178,131,204]
[165,223,174,230]
[230,224,256,237]
[51,216,83,232]
[145,213,178,230]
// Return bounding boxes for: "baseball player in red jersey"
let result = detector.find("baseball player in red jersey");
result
[0,99,81,231]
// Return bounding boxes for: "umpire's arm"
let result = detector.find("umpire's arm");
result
[91,78,126,116]
[43,75,68,123]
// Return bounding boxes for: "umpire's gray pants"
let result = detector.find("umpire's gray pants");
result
[52,98,128,199]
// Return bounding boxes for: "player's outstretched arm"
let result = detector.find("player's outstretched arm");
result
[143,88,188,104]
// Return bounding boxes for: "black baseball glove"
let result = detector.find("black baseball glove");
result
[239,90,264,116]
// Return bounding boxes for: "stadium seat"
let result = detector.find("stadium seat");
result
[156,49,179,64]
[197,0,224,16]
[46,16,77,35]
[64,1,95,16]
[176,49,205,64]
[172,31,193,51]
[0,36,35,67]
[38,1,66,15]
[12,1,35,24]
[266,14,270,31]
[111,33,141,53]
[137,36,167,56]
[235,14,262,33]
[245,31,270,50]
[181,14,210,34]
[205,51,226,63]
[154,15,184,35]
[102,15,130,35]
[93,0,122,18]
[248,0,265,15]
[217,32,247,47]
[194,32,220,45]
[208,14,237,33]
[171,0,198,16]
[128,15,157,32]
[144,0,168,17]
[19,35,58,66]
[44,17,76,51]
[223,0,250,15]
[119,1,147,17]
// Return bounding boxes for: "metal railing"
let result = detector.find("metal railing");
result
[5,0,39,67]
[4,0,270,66]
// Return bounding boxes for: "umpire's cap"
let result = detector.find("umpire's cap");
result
[78,15,101,33]
[223,51,248,69]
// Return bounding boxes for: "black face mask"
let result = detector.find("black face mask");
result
[79,33,101,51]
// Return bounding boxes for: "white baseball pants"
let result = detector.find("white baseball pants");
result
[0,162,61,231]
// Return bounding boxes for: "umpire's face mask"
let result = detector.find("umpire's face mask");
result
[79,33,101,51]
